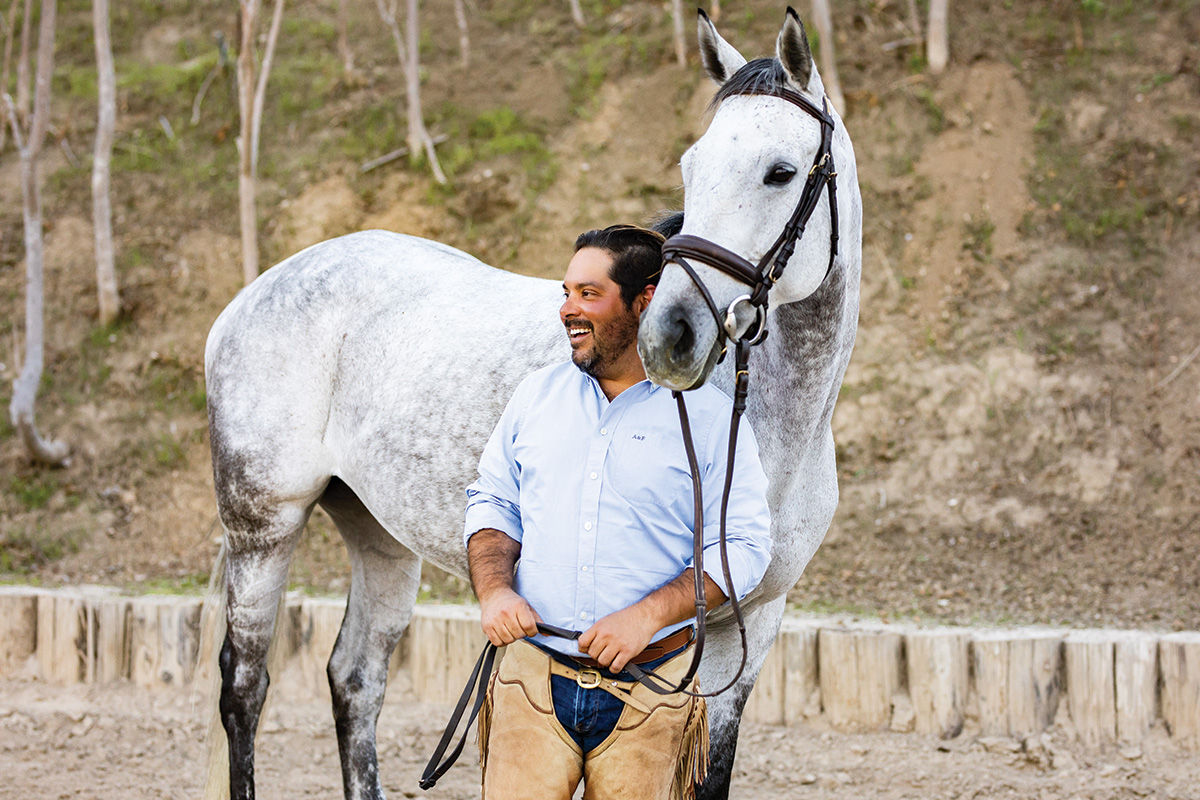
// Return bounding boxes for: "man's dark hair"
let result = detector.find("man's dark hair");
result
[574,224,665,308]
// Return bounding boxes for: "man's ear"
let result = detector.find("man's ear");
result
[635,284,656,315]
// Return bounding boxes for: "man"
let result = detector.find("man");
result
[464,224,772,800]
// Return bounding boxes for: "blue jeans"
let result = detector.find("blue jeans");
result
[539,644,687,754]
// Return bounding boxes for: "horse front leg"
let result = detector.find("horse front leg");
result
[697,596,787,800]
[322,480,422,800]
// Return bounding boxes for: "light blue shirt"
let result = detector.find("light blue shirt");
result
[464,361,772,658]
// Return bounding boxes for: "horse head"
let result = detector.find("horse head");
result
[639,8,848,390]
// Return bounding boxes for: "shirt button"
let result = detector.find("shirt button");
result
[589,471,598,480]
[584,521,593,531]
[581,565,589,572]
[600,427,608,435]
[580,612,588,620]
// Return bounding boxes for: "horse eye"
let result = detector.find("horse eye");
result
[764,164,796,186]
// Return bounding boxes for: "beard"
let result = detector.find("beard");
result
[568,311,640,379]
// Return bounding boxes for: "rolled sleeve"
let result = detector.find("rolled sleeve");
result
[463,382,528,547]
[694,414,772,601]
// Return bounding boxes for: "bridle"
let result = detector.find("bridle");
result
[420,82,840,790]
[634,84,840,699]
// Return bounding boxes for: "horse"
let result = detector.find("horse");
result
[202,9,860,800]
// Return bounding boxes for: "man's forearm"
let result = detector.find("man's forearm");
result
[637,568,728,630]
[467,528,521,602]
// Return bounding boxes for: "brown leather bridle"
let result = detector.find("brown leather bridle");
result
[630,85,840,700]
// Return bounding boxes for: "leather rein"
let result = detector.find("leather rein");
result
[420,85,839,790]
[636,85,839,700]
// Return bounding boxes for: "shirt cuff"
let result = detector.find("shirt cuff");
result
[463,501,523,548]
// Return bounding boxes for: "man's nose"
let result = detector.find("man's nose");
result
[560,295,579,321]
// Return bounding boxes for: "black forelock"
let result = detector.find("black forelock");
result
[710,58,791,111]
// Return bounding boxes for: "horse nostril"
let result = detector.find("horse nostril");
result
[671,316,695,363]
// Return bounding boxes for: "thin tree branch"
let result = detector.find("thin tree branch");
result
[1153,342,1200,391]
[249,0,283,176]
[15,0,31,122]
[0,0,20,151]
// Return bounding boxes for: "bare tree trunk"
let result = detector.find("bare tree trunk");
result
[809,0,845,116]
[250,0,284,173]
[4,0,69,466]
[15,0,31,121]
[710,0,720,22]
[337,0,354,74]
[670,0,686,66]
[567,0,583,28]
[91,0,118,325]
[0,0,20,152]
[235,0,284,286]
[236,0,259,285]
[927,0,949,73]
[373,0,445,183]
[404,0,443,182]
[452,0,468,68]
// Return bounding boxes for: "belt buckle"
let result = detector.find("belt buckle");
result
[576,667,602,689]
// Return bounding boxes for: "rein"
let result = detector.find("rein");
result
[640,86,839,699]
[420,83,840,791]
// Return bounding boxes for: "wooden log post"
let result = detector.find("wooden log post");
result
[1160,633,1200,751]
[0,587,38,677]
[90,594,130,683]
[906,628,969,739]
[819,626,903,732]
[1064,631,1116,748]
[410,605,483,706]
[1115,632,1158,747]
[744,634,785,725]
[297,597,346,701]
[128,597,203,689]
[972,631,1063,737]
[781,620,820,726]
[36,591,87,684]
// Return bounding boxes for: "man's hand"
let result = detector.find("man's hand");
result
[578,604,661,673]
[479,587,542,647]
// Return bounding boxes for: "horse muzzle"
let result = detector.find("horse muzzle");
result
[638,299,725,391]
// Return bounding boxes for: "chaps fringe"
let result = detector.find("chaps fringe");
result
[477,670,497,795]
[671,695,709,800]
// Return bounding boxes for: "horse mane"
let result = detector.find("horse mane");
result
[649,210,684,238]
[710,58,791,111]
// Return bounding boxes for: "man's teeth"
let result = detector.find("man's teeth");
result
[570,328,590,335]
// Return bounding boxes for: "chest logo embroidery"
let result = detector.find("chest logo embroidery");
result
[632,434,645,441]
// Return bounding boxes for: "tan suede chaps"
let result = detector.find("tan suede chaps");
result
[478,641,708,800]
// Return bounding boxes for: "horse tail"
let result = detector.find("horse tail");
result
[198,538,230,800]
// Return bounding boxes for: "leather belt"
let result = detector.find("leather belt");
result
[547,660,654,714]
[569,625,694,669]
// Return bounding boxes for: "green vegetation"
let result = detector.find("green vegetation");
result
[0,525,84,572]
[963,214,995,262]
[8,473,60,511]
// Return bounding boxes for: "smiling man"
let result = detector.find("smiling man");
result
[463,224,772,800]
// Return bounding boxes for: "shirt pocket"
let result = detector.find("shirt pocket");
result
[604,427,698,522]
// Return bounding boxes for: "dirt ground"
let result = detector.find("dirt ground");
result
[2,676,1199,800]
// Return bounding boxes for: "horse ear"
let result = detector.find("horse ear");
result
[697,8,747,86]
[776,7,814,93]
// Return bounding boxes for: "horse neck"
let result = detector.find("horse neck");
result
[745,257,859,463]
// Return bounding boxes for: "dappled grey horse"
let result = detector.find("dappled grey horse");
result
[203,10,860,800]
